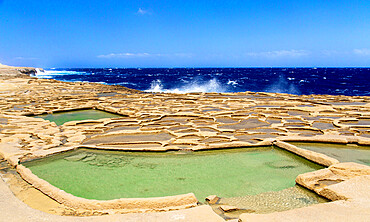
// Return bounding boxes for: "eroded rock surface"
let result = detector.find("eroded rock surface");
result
[0,70,370,221]
[1,75,369,164]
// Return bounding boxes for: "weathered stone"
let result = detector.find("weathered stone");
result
[219,205,239,212]
[319,175,370,201]
[329,162,370,178]
[205,195,220,204]
[275,141,339,166]
[296,162,370,202]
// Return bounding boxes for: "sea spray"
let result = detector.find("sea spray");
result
[39,68,370,96]
[37,70,87,79]
[145,78,225,93]
[265,74,301,94]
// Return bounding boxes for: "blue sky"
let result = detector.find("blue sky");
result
[0,0,369,67]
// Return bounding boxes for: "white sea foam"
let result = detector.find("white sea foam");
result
[227,80,238,86]
[38,75,53,79]
[145,78,225,93]
[117,82,137,86]
[36,70,86,78]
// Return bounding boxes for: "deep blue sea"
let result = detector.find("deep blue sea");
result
[37,68,370,96]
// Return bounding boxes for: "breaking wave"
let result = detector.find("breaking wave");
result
[32,68,370,96]
[145,78,225,93]
[36,70,86,79]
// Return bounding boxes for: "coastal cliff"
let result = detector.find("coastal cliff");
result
[0,63,140,93]
[0,63,41,78]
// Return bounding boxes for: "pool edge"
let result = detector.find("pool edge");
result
[16,164,198,213]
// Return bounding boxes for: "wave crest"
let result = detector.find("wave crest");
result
[145,78,225,93]
[36,70,86,78]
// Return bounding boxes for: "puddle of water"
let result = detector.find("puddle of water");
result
[330,102,367,106]
[35,109,123,125]
[289,142,370,165]
[312,122,337,130]
[218,119,270,130]
[216,118,239,124]
[340,119,370,126]
[106,126,140,132]
[97,92,118,97]
[24,147,322,201]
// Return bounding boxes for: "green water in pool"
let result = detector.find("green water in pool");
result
[24,147,323,201]
[35,109,122,125]
[289,142,370,166]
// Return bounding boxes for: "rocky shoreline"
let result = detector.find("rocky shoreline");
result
[0,63,41,78]
[0,65,369,221]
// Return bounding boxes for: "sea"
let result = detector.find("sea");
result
[36,68,370,96]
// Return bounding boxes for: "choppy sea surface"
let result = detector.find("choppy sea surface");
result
[37,68,370,96]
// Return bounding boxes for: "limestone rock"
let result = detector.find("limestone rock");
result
[329,162,370,178]
[296,162,370,199]
[219,205,239,212]
[319,175,370,201]
[205,195,220,204]
[274,141,339,166]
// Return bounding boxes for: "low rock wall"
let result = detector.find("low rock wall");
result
[16,165,198,213]
[274,141,340,166]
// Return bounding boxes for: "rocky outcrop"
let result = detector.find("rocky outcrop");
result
[0,64,38,78]
[295,162,370,198]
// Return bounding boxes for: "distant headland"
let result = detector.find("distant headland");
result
[0,63,42,78]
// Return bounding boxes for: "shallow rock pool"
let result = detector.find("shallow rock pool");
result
[35,109,122,125]
[24,147,323,201]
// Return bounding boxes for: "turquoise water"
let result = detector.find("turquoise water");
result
[35,109,122,125]
[24,147,322,200]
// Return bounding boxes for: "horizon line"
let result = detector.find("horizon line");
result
[44,66,370,69]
